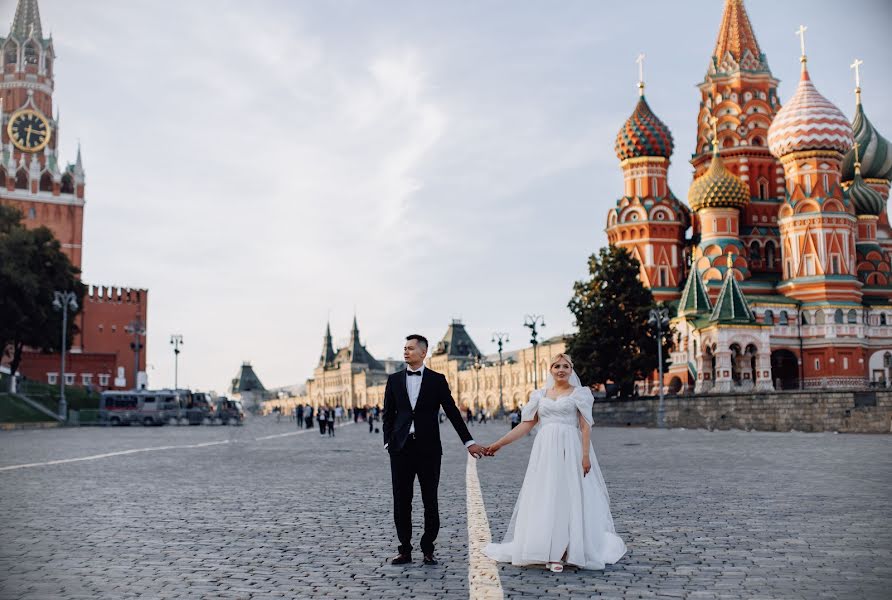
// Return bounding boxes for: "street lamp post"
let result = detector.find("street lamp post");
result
[648,307,670,428]
[52,291,78,421]
[125,318,146,390]
[170,334,183,389]
[491,332,509,418]
[523,314,546,389]
[471,353,484,413]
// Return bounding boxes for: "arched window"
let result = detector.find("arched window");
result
[60,173,74,194]
[800,311,809,325]
[847,309,857,324]
[815,310,825,325]
[834,309,844,324]
[765,241,776,269]
[28,206,36,219]
[39,171,53,192]
[758,178,769,199]
[753,136,763,147]
[882,313,888,326]
[763,310,774,325]
[749,240,761,261]
[23,41,38,66]
[3,43,16,66]
[15,169,28,190]
[779,310,789,325]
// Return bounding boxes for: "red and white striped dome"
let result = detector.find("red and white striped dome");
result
[767,67,853,158]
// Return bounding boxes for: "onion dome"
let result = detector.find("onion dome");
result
[688,148,750,210]
[768,67,853,158]
[841,101,892,182]
[847,164,885,216]
[615,96,674,161]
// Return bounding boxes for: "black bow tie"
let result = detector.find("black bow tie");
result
[407,370,422,376]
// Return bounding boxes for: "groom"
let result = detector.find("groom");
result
[383,334,486,565]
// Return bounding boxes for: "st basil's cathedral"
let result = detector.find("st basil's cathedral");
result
[607,0,892,393]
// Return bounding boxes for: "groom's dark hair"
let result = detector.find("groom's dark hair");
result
[406,334,428,350]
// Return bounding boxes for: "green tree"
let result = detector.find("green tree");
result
[0,205,85,391]
[567,245,671,397]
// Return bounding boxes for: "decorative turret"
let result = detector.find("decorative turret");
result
[678,266,712,318]
[709,257,755,324]
[848,159,885,217]
[607,54,688,301]
[318,322,336,368]
[770,26,861,305]
[841,61,892,185]
[9,0,42,39]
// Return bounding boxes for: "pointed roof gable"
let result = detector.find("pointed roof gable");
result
[708,0,770,76]
[678,267,712,317]
[9,0,42,39]
[709,270,755,324]
[433,319,481,358]
[231,362,266,393]
[331,316,385,370]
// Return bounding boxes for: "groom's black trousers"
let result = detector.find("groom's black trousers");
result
[390,434,441,555]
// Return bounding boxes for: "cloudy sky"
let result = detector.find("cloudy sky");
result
[26,0,892,392]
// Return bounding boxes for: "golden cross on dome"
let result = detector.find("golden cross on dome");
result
[636,53,646,96]
[853,141,861,165]
[795,25,808,61]
[850,58,863,88]
[709,115,719,152]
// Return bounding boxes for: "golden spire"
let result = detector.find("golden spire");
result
[850,58,863,106]
[853,141,861,174]
[636,53,646,97]
[709,115,719,154]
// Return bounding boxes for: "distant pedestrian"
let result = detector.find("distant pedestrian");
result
[510,409,520,429]
[369,409,375,433]
[318,407,327,435]
[479,409,488,424]
[296,404,304,428]
[327,409,335,437]
[335,405,343,424]
[466,407,473,425]
[305,405,314,429]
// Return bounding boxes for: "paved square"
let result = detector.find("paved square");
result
[0,418,889,599]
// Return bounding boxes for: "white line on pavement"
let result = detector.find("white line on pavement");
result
[465,455,504,600]
[0,421,358,472]
[0,439,230,472]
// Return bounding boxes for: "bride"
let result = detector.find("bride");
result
[483,353,627,572]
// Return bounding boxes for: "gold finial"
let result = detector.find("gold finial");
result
[853,141,862,174]
[850,58,863,105]
[709,115,719,154]
[726,253,734,271]
[636,53,646,97]
[795,25,808,65]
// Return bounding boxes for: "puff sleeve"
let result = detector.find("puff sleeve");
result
[574,386,594,426]
[520,390,541,422]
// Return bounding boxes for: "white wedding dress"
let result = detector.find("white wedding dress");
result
[484,386,627,570]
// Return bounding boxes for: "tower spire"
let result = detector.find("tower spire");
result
[709,0,767,75]
[795,24,808,68]
[850,58,863,105]
[318,321,335,367]
[636,53,646,97]
[10,0,43,39]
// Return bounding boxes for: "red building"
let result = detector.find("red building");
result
[0,0,148,391]
[608,0,892,392]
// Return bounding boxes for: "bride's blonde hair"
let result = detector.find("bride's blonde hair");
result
[549,353,574,369]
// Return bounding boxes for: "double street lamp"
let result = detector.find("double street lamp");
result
[125,317,146,390]
[170,334,184,389]
[491,332,509,418]
[523,314,545,389]
[648,307,670,428]
[52,290,78,421]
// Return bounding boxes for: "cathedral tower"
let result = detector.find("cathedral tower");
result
[767,38,859,305]
[0,0,85,269]
[607,63,689,302]
[693,0,784,284]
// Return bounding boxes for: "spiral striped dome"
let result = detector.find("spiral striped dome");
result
[767,67,853,158]
[615,96,674,161]
[847,166,885,216]
[688,149,750,211]
[841,102,892,182]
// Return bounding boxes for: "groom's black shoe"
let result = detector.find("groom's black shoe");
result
[423,553,438,565]
[391,553,412,565]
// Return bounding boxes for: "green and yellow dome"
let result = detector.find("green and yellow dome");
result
[687,149,750,211]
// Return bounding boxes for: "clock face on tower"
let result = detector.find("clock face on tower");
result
[7,109,52,153]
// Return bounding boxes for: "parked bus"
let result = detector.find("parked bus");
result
[99,390,184,426]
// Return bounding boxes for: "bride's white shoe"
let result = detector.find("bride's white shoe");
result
[547,562,563,573]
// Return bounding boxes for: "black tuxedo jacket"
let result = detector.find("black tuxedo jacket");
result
[383,367,472,455]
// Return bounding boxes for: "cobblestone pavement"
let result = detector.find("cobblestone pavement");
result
[0,418,890,599]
